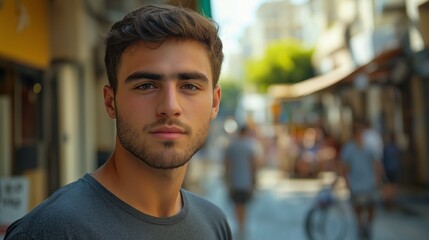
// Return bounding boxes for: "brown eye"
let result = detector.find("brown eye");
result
[182,84,198,91]
[136,83,156,90]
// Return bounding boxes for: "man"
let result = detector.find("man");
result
[341,124,381,240]
[381,132,401,209]
[5,5,231,240]
[224,125,260,237]
[362,120,384,163]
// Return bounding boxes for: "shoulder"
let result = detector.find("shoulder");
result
[5,177,94,239]
[182,189,230,226]
[181,190,231,239]
[182,190,224,216]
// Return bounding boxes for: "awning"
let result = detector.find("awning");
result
[0,0,50,69]
[267,63,355,100]
[267,47,403,100]
[167,0,212,18]
[197,0,212,18]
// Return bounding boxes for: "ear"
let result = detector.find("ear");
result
[103,85,116,119]
[210,84,221,119]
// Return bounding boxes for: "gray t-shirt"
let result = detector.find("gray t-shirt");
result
[341,141,378,194]
[5,174,232,240]
[224,137,258,191]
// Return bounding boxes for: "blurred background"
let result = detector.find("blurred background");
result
[1,0,429,239]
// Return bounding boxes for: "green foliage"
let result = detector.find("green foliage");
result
[246,39,315,92]
[218,78,242,118]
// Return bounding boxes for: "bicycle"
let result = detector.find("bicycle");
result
[304,173,349,240]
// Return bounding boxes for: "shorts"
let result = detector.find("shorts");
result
[230,190,252,204]
[350,192,377,207]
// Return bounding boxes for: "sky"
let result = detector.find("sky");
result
[211,0,266,55]
[211,0,309,56]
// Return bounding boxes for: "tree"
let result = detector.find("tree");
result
[246,39,314,92]
[218,78,242,118]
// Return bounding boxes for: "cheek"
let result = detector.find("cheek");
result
[116,96,153,121]
[184,98,213,116]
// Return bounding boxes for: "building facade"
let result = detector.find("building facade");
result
[269,0,429,186]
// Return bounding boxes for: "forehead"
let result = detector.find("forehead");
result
[117,39,212,80]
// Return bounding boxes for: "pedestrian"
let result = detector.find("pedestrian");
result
[224,125,260,238]
[381,132,401,210]
[362,120,384,162]
[295,127,321,178]
[5,4,231,240]
[340,124,382,240]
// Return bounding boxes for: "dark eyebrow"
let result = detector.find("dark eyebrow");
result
[176,72,208,82]
[124,72,163,83]
[124,71,208,83]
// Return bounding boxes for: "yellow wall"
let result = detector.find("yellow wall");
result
[0,0,50,69]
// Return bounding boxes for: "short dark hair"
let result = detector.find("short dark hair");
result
[104,4,224,93]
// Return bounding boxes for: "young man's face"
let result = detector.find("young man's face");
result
[104,39,221,169]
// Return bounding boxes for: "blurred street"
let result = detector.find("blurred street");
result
[188,160,429,240]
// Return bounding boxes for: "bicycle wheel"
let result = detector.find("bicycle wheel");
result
[305,203,348,240]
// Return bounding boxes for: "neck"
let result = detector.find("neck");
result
[93,143,188,217]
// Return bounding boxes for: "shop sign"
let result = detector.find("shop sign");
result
[0,177,29,239]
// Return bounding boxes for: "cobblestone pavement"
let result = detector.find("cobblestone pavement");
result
[192,162,429,240]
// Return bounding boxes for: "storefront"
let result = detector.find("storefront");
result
[267,0,429,186]
[0,0,50,236]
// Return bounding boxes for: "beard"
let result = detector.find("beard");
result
[115,110,210,169]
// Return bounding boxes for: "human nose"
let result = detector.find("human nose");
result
[156,84,182,118]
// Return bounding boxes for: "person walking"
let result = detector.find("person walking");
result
[362,121,384,164]
[340,124,382,240]
[5,4,231,240]
[381,132,401,210]
[224,125,260,238]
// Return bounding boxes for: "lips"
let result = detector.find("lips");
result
[150,126,186,140]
